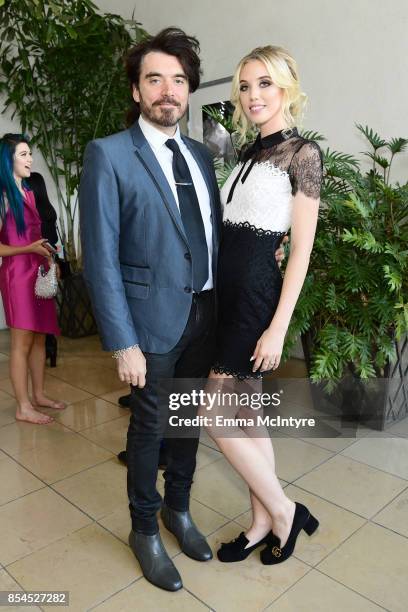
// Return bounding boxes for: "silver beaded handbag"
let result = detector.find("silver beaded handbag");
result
[34,257,58,299]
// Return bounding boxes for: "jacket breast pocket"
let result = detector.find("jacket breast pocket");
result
[120,263,151,300]
[123,281,149,299]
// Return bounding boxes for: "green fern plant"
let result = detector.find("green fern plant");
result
[284,125,408,386]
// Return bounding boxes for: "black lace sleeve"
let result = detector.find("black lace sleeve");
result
[290,141,323,199]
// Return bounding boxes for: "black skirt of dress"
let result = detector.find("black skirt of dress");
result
[213,221,284,379]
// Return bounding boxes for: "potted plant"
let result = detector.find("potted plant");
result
[284,125,408,429]
[0,0,148,336]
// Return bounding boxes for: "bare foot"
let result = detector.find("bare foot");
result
[32,395,67,411]
[16,406,54,425]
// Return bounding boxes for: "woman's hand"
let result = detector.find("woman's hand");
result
[251,325,286,372]
[27,239,52,258]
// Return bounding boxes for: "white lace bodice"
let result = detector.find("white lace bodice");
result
[220,160,293,234]
[220,133,323,235]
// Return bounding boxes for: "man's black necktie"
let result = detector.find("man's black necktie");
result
[165,139,209,292]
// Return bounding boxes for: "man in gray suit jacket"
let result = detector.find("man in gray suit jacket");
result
[80,28,221,591]
[80,28,283,591]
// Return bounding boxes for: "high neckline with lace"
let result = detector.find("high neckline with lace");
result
[258,127,299,149]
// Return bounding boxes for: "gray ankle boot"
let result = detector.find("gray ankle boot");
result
[128,530,182,591]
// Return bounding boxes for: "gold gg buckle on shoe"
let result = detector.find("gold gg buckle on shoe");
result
[271,546,282,557]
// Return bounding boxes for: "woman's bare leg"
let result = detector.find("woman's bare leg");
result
[10,328,53,424]
[245,439,276,545]
[29,333,65,410]
[205,371,295,547]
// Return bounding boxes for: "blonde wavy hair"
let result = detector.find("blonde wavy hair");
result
[231,45,307,145]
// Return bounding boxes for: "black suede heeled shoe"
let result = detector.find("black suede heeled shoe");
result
[217,531,274,563]
[261,503,319,565]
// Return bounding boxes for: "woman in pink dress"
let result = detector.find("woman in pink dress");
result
[0,133,65,424]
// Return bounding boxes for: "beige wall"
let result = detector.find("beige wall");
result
[97,0,408,179]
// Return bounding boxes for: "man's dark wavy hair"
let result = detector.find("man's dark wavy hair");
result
[125,27,202,126]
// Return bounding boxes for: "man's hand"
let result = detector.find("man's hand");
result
[117,346,146,388]
[275,235,289,267]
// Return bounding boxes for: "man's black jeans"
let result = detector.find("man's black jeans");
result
[126,290,216,534]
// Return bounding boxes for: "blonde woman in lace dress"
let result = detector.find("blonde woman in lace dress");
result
[206,46,323,564]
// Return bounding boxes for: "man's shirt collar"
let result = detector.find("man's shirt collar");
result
[138,115,183,151]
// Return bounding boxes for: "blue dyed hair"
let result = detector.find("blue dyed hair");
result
[0,133,32,235]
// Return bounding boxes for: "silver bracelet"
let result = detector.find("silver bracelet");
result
[112,344,139,359]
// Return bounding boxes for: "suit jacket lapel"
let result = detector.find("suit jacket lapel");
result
[130,122,188,244]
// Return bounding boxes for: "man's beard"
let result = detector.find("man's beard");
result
[139,95,187,127]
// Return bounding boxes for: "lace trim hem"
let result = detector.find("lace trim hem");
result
[212,363,263,381]
[222,220,287,238]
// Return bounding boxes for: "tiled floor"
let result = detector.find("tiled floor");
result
[0,329,407,611]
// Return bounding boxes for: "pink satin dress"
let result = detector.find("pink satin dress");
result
[0,188,60,334]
